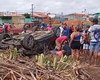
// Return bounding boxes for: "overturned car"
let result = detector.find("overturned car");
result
[1,30,56,56]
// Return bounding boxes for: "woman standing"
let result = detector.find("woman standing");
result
[70,27,81,61]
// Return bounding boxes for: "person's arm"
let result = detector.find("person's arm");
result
[87,26,93,42]
[80,36,84,44]
[69,33,74,46]
[55,40,61,50]
[88,26,93,33]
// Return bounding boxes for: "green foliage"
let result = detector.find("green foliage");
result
[9,47,18,60]
[36,54,73,70]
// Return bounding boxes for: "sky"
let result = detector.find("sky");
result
[0,0,100,14]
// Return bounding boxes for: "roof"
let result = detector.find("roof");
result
[0,12,22,16]
[67,13,88,17]
[64,19,92,27]
[32,12,49,18]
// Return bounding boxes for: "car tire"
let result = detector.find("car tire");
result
[22,34,34,50]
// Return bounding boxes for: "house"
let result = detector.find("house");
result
[0,12,12,24]
[32,12,49,23]
[66,13,88,21]
[54,14,67,23]
[88,13,100,24]
[0,12,25,27]
[64,19,92,27]
[92,13,100,19]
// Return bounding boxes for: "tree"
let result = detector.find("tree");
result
[23,13,30,18]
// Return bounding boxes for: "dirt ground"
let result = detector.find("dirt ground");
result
[79,54,100,80]
[0,49,100,80]
[83,66,100,80]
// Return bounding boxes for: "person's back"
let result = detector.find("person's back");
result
[63,27,70,37]
[89,24,100,42]
[70,27,82,61]
[74,33,81,41]
[71,31,81,41]
[63,44,72,56]
[55,36,68,51]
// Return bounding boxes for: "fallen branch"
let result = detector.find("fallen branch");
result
[29,71,37,80]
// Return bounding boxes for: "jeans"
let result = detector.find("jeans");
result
[90,42,100,53]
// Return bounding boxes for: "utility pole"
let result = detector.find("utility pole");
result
[32,4,34,19]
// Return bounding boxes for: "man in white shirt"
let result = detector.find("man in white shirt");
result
[59,25,64,37]
[55,23,64,37]
[88,18,100,65]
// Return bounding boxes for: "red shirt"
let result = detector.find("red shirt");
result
[56,36,68,45]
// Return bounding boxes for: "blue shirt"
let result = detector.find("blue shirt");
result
[74,35,81,41]
[63,28,70,37]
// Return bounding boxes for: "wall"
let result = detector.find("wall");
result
[25,18,32,23]
[0,18,3,24]
[12,16,25,27]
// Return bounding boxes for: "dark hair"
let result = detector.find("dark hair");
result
[75,26,81,32]
[92,18,98,24]
[62,23,67,25]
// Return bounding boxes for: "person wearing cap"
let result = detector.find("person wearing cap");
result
[88,18,100,65]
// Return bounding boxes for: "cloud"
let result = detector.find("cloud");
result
[0,0,100,14]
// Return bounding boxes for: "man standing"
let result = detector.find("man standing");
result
[88,18,100,65]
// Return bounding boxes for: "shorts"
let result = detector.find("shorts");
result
[70,41,81,49]
[83,43,90,50]
[89,42,100,53]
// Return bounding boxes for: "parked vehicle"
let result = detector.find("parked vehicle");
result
[0,23,23,34]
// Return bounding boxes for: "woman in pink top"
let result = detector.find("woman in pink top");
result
[46,24,53,31]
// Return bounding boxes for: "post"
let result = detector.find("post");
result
[32,4,34,19]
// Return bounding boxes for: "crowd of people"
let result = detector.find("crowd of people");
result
[1,18,100,66]
[48,18,100,66]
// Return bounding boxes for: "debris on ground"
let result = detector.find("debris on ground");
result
[0,53,94,80]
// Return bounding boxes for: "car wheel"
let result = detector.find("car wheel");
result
[21,34,34,50]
